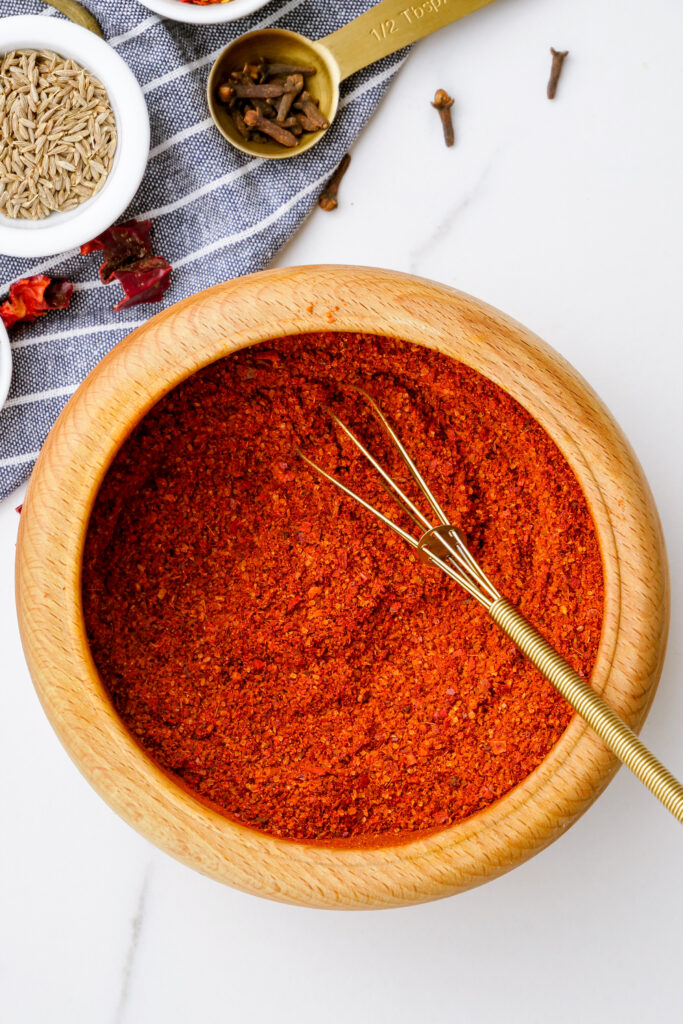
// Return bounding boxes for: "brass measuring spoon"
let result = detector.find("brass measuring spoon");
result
[208,0,496,159]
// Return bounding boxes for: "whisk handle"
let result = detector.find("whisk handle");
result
[489,597,683,824]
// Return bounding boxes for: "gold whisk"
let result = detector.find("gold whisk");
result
[298,387,683,824]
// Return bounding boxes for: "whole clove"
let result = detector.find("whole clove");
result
[231,106,250,140]
[547,48,569,99]
[243,108,298,148]
[264,63,317,76]
[234,81,287,99]
[276,74,304,122]
[250,97,279,118]
[318,153,351,212]
[276,91,296,122]
[218,84,235,104]
[431,89,455,147]
[278,117,304,135]
[293,91,329,131]
[216,59,329,149]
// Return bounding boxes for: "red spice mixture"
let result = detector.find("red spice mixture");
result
[82,332,604,844]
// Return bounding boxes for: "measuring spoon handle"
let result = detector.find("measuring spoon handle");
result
[490,597,683,824]
[319,0,497,82]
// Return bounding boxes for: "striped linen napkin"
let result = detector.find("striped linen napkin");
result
[0,0,407,500]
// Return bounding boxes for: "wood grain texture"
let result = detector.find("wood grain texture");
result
[15,267,669,908]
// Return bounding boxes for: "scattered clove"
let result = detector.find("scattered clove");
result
[318,153,351,212]
[431,89,455,147]
[216,60,329,149]
[547,48,569,99]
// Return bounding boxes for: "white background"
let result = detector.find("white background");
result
[2,0,683,1021]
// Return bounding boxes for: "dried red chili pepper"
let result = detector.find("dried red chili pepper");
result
[82,218,171,311]
[0,275,73,330]
[112,257,172,312]
[82,333,604,845]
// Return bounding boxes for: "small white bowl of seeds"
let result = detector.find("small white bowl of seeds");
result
[0,16,149,259]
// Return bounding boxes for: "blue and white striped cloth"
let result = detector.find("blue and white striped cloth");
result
[0,0,407,499]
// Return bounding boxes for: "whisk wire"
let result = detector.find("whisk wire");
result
[300,389,500,607]
[350,387,450,527]
[324,405,433,534]
[295,447,419,550]
[297,442,493,604]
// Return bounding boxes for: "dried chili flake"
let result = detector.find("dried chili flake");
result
[82,218,171,311]
[82,332,604,846]
[112,257,172,312]
[81,219,154,282]
[0,275,73,329]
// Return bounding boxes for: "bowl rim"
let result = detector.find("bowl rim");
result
[15,266,669,908]
[0,320,11,409]
[0,16,150,259]
[135,0,271,25]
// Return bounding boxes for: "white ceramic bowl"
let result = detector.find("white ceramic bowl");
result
[0,16,150,259]
[136,0,270,25]
[0,320,11,409]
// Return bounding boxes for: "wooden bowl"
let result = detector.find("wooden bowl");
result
[16,267,668,909]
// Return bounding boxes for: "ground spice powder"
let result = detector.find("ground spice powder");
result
[82,332,604,844]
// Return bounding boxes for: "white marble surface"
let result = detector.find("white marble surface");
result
[3,0,683,1020]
